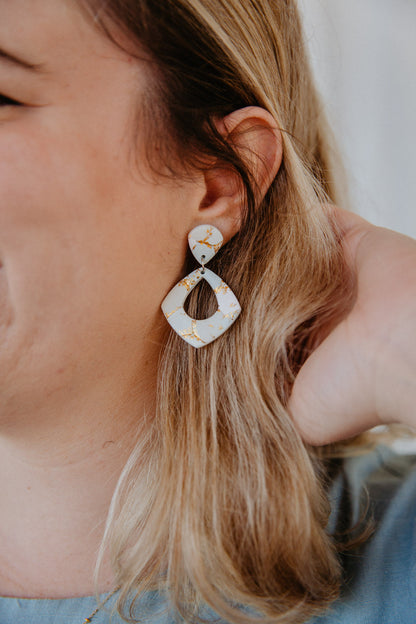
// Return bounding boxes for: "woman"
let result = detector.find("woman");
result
[0,0,415,622]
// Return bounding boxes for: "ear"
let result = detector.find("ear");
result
[197,106,282,242]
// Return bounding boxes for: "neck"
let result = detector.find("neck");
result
[0,370,156,599]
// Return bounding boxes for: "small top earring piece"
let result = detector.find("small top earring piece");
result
[188,224,223,265]
[161,224,242,348]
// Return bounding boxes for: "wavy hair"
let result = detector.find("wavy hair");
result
[78,1,353,622]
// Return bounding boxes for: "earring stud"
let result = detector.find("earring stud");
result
[161,225,241,348]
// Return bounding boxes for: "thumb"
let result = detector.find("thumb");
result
[288,318,379,446]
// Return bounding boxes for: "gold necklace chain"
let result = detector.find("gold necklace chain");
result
[82,586,120,623]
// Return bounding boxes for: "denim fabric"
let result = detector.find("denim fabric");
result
[310,446,416,624]
[0,590,176,624]
[0,446,414,624]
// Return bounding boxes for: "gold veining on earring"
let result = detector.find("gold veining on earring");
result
[180,320,206,344]
[164,306,181,319]
[193,230,222,254]
[222,309,239,321]
[178,275,197,291]
[214,282,229,295]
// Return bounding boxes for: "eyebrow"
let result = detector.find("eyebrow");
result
[0,46,46,73]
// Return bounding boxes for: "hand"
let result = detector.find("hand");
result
[289,207,416,445]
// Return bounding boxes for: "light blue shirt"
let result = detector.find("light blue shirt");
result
[0,446,414,623]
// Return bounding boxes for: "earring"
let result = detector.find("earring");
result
[161,225,241,348]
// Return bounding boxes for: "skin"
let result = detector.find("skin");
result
[0,0,281,598]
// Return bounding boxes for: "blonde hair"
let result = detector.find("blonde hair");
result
[82,0,353,622]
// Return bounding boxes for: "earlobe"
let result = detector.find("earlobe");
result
[198,106,282,242]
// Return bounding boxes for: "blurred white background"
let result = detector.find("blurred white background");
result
[299,0,416,237]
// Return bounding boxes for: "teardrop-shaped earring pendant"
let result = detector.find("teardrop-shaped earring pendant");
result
[161,225,241,348]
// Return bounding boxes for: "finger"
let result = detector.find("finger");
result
[288,321,380,445]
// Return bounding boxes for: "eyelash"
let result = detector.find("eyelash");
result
[0,93,22,106]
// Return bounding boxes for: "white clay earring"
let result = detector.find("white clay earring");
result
[161,224,241,348]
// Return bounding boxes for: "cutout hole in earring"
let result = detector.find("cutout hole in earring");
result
[183,279,218,320]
